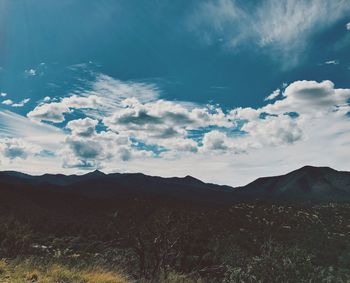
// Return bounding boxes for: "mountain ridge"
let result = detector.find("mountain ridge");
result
[0,165,350,202]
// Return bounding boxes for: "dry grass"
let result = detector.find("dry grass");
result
[0,258,130,283]
[0,259,207,283]
[138,271,205,283]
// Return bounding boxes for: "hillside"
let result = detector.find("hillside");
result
[237,166,350,202]
[0,184,349,282]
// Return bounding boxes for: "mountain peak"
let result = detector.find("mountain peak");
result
[294,165,336,175]
[183,175,203,183]
[241,165,350,201]
[86,170,106,177]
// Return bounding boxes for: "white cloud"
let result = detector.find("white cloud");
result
[92,74,160,103]
[66,138,102,160]
[229,107,260,121]
[27,102,70,123]
[254,0,348,48]
[0,110,65,151]
[27,74,160,123]
[264,89,280,101]
[324,60,339,65]
[202,130,229,151]
[61,95,103,109]
[66,118,98,137]
[0,138,40,160]
[346,22,350,30]
[240,115,303,147]
[1,93,7,97]
[103,97,234,153]
[2,99,13,106]
[12,98,30,108]
[98,79,348,164]
[2,98,30,108]
[263,80,350,115]
[189,0,350,67]
[214,80,350,156]
[25,69,37,76]
[62,129,134,169]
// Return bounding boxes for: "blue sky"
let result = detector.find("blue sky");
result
[0,0,350,185]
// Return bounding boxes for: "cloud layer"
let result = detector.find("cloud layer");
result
[0,74,350,186]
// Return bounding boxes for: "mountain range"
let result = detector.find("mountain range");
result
[0,165,350,203]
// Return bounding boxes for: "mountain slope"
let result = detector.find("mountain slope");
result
[236,166,350,201]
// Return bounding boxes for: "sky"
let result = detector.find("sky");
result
[0,0,350,186]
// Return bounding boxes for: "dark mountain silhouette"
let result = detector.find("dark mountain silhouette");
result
[236,166,350,202]
[0,165,350,202]
[0,169,233,203]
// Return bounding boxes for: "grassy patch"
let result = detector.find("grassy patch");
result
[0,258,130,283]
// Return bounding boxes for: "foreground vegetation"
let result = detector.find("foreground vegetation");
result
[0,187,349,282]
[0,258,129,283]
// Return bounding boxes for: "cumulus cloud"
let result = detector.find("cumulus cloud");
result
[66,138,102,160]
[347,22,350,30]
[27,102,70,123]
[1,92,7,97]
[28,94,106,122]
[103,98,234,153]
[229,107,260,121]
[118,147,132,161]
[263,80,350,115]
[62,126,134,169]
[202,131,229,151]
[219,80,350,154]
[241,115,303,147]
[66,118,98,137]
[200,112,303,155]
[0,138,40,160]
[104,99,192,131]
[160,138,198,156]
